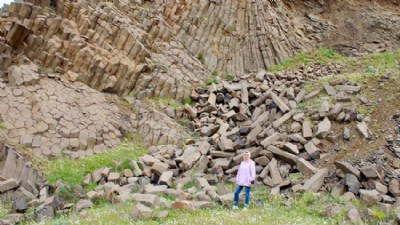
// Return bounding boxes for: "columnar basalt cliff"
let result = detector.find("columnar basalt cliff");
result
[161,0,310,74]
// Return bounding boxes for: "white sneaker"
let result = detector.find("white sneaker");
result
[233,205,238,210]
[242,207,248,211]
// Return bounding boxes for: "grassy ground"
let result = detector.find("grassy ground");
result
[38,136,148,202]
[26,188,393,225]
[27,191,343,225]
[270,48,346,72]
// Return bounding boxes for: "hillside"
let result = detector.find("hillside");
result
[0,0,399,224]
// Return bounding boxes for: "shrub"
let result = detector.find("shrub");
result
[197,53,205,64]
[183,97,193,105]
[205,77,219,85]
[225,72,235,81]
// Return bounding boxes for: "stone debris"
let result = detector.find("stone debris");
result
[301,168,328,193]
[356,121,372,139]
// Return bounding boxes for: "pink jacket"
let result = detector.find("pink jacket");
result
[235,160,256,187]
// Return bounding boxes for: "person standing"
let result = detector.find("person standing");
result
[233,151,256,210]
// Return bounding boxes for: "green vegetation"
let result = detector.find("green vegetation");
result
[177,116,190,127]
[211,69,219,76]
[0,197,11,219]
[0,122,5,129]
[43,138,148,188]
[27,201,135,225]
[152,97,180,108]
[197,53,205,64]
[198,15,207,22]
[288,172,305,184]
[183,180,197,190]
[357,106,369,116]
[348,50,400,74]
[367,65,376,73]
[370,206,386,220]
[225,72,236,81]
[183,97,193,105]
[39,194,398,225]
[161,65,169,73]
[205,77,219,85]
[270,47,345,72]
[31,192,345,225]
[295,102,308,111]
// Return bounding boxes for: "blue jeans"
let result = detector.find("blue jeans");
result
[234,185,251,206]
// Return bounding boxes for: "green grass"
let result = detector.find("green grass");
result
[349,50,400,74]
[43,139,148,188]
[225,72,236,81]
[183,97,193,105]
[270,47,345,72]
[183,180,197,190]
[370,206,386,220]
[24,189,397,225]
[198,15,207,22]
[177,117,190,127]
[151,97,181,108]
[205,77,219,85]
[24,201,135,225]
[197,53,205,64]
[28,192,342,225]
[0,197,11,219]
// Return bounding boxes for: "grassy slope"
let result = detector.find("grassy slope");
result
[15,49,400,225]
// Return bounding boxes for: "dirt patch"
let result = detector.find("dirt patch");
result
[289,0,400,56]
[316,71,400,168]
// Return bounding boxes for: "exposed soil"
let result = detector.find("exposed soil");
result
[289,0,400,56]
[315,67,400,168]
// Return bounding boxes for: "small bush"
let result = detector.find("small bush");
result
[371,206,386,220]
[205,77,219,85]
[198,15,207,22]
[160,193,176,202]
[225,72,235,81]
[178,117,190,127]
[197,53,205,64]
[84,182,98,193]
[183,180,197,190]
[114,159,132,172]
[55,183,79,202]
[183,97,193,105]
[367,65,376,73]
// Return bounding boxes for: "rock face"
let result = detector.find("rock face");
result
[0,143,45,188]
[0,74,136,157]
[134,101,187,147]
[1,1,206,100]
